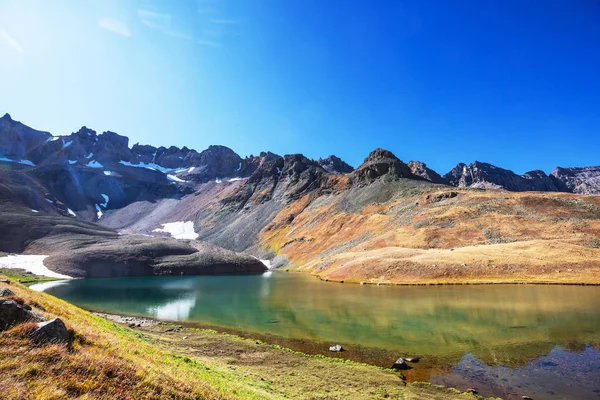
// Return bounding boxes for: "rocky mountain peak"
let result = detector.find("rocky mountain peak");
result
[74,126,97,138]
[317,155,354,174]
[362,148,401,164]
[2,113,12,120]
[407,161,447,184]
[444,162,561,192]
[351,148,414,185]
[551,166,600,194]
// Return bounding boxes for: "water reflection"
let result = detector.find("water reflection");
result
[39,272,600,398]
[432,345,600,400]
[148,294,197,320]
[30,280,70,292]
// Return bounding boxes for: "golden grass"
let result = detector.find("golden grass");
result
[260,187,600,285]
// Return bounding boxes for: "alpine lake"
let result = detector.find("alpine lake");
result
[33,272,600,400]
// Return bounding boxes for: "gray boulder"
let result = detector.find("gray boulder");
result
[0,299,34,330]
[0,288,15,297]
[31,318,71,344]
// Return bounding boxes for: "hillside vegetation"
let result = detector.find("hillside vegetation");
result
[259,181,600,284]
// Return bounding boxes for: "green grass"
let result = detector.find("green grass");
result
[0,267,59,285]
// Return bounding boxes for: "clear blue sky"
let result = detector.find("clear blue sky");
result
[1,0,599,174]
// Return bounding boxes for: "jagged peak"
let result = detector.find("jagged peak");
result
[2,113,12,120]
[522,169,549,177]
[74,126,97,137]
[362,148,401,165]
[318,155,354,174]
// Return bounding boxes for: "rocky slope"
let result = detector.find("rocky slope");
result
[551,166,600,195]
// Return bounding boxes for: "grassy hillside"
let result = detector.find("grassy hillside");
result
[260,181,600,284]
[0,275,484,399]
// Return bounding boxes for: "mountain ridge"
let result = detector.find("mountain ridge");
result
[2,113,600,285]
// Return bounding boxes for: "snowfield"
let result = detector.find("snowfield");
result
[167,174,185,182]
[119,161,186,174]
[152,221,199,240]
[0,156,35,166]
[0,255,72,279]
[86,160,104,168]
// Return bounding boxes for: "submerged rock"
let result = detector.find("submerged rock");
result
[392,358,409,370]
[329,344,343,352]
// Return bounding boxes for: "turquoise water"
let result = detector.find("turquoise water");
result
[35,272,600,399]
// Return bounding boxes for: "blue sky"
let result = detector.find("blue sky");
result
[0,0,599,174]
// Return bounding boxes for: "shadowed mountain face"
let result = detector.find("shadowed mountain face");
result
[2,114,600,283]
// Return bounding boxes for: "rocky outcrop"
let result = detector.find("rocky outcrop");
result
[42,234,267,278]
[180,145,244,183]
[444,162,560,192]
[350,149,416,186]
[31,318,71,344]
[408,161,448,185]
[0,113,50,161]
[521,170,559,192]
[318,155,354,174]
[551,166,600,195]
[0,288,16,297]
[0,299,39,330]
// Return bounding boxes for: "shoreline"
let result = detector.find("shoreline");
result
[4,252,600,286]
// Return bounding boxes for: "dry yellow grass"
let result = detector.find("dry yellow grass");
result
[260,185,600,284]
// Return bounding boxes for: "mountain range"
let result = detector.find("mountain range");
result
[1,113,599,284]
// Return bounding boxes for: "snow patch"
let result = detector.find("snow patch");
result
[0,255,72,279]
[86,160,104,168]
[31,209,39,213]
[226,177,243,182]
[0,157,35,166]
[61,140,73,150]
[45,199,54,204]
[119,161,185,174]
[67,208,76,217]
[100,194,109,207]
[68,160,77,165]
[103,170,112,176]
[86,152,94,159]
[188,167,195,173]
[235,162,242,171]
[47,136,61,142]
[152,221,198,240]
[215,178,222,183]
[260,259,273,270]
[167,174,185,182]
[95,204,103,219]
